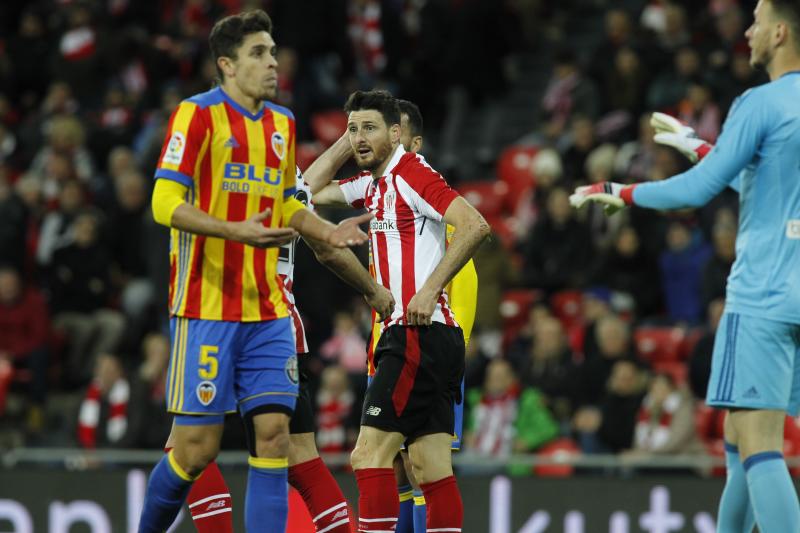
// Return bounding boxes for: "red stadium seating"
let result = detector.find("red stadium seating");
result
[311,110,348,147]
[458,180,509,219]
[534,438,580,477]
[550,290,583,331]
[634,326,687,362]
[295,141,324,173]
[499,289,541,348]
[496,145,538,212]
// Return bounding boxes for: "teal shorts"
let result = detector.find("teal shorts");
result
[707,312,800,415]
[167,316,298,419]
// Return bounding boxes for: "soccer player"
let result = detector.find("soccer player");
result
[311,90,490,533]
[304,98,479,533]
[138,10,377,532]
[571,2,800,531]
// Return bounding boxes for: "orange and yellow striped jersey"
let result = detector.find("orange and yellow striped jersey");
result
[155,87,305,322]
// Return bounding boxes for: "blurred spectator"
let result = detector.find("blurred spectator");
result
[588,9,638,86]
[522,187,591,292]
[0,172,30,272]
[0,264,50,431]
[542,49,600,141]
[647,47,702,110]
[508,315,575,423]
[315,365,356,453]
[705,6,747,73]
[714,51,764,113]
[464,359,558,459]
[76,353,129,448]
[123,333,172,448]
[701,219,736,309]
[473,232,517,331]
[592,225,662,318]
[582,143,626,251]
[561,115,597,183]
[578,287,614,361]
[346,0,407,90]
[688,298,726,400]
[614,113,659,183]
[659,221,712,324]
[573,359,648,454]
[50,211,125,385]
[677,80,721,143]
[628,373,704,457]
[29,115,95,201]
[36,180,86,267]
[573,314,635,407]
[320,311,368,374]
[603,46,648,116]
[6,10,50,105]
[53,4,104,106]
[513,148,563,237]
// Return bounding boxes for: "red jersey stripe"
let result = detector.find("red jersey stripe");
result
[253,197,277,320]
[392,328,421,416]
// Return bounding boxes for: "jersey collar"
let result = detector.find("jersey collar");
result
[377,145,406,180]
[218,87,265,121]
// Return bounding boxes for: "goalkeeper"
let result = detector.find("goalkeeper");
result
[571,1,800,531]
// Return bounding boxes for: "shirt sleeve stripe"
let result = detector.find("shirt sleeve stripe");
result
[283,186,297,198]
[155,169,194,188]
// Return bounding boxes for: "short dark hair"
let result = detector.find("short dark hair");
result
[343,90,400,127]
[209,10,273,82]
[770,0,800,53]
[397,99,423,137]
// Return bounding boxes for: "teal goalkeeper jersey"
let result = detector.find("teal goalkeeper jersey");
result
[633,71,800,324]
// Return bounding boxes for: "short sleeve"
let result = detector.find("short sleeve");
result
[154,102,209,187]
[338,173,372,208]
[398,163,458,221]
[282,117,297,199]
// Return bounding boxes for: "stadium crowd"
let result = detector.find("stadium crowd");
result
[4,0,797,476]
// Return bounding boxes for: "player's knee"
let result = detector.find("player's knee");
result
[176,439,220,476]
[253,419,290,458]
[350,442,372,470]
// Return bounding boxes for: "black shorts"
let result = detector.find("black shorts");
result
[361,324,465,442]
[289,355,315,435]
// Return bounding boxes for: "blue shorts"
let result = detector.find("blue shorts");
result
[707,312,800,416]
[168,317,298,420]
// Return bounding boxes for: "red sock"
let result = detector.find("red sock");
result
[186,460,233,532]
[354,468,398,533]
[420,475,462,531]
[289,457,353,532]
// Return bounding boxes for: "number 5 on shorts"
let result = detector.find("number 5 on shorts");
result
[199,345,219,380]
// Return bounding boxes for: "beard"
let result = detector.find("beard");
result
[750,45,772,71]
[355,140,393,174]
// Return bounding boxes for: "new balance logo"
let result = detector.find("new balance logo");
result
[224,136,240,148]
[332,509,349,521]
[743,386,760,399]
[365,406,382,416]
[206,500,227,511]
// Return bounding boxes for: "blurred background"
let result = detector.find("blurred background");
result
[2,0,799,531]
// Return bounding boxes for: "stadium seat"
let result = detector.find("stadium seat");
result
[533,437,580,477]
[499,289,541,348]
[550,290,583,331]
[496,145,538,212]
[634,326,687,362]
[680,327,704,360]
[296,141,323,173]
[458,180,509,219]
[311,110,348,147]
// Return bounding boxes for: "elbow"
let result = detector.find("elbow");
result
[476,214,491,242]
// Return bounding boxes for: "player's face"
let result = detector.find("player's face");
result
[226,31,279,101]
[399,113,423,153]
[347,110,400,173]
[745,0,773,70]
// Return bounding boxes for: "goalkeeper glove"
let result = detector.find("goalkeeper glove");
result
[650,112,713,163]
[569,182,636,215]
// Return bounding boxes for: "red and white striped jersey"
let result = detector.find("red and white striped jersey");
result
[338,146,460,328]
[277,166,311,354]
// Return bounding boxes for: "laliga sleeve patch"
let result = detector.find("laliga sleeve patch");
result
[163,131,186,166]
[285,354,299,384]
[196,380,217,406]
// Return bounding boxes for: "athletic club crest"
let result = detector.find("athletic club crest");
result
[383,191,395,212]
[285,355,299,384]
[271,132,286,160]
[196,381,216,406]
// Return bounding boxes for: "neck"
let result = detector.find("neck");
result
[221,81,262,114]
[371,145,398,177]
[767,51,800,80]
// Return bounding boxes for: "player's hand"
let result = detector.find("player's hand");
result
[365,284,395,322]
[569,182,633,215]
[406,288,438,326]
[650,112,713,163]
[327,212,372,247]
[227,208,298,248]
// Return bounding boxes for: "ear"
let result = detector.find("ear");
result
[412,136,423,153]
[389,123,401,143]
[775,21,790,47]
[218,56,236,79]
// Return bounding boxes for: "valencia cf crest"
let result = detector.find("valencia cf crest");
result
[271,132,286,160]
[196,381,217,406]
[285,355,299,384]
